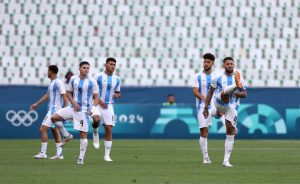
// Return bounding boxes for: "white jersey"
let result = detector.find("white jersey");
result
[67,75,99,112]
[47,78,66,111]
[192,70,217,109]
[95,72,121,104]
[211,70,246,110]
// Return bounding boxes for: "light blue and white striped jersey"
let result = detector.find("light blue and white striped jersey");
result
[67,75,99,112]
[211,70,246,110]
[192,70,218,109]
[47,78,66,112]
[95,72,121,104]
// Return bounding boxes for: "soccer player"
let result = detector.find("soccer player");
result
[203,57,247,167]
[30,65,68,159]
[50,61,101,165]
[192,53,217,164]
[91,58,121,162]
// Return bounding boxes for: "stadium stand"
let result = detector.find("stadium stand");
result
[0,0,299,87]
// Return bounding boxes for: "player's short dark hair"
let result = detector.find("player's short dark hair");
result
[223,57,234,63]
[79,61,90,67]
[65,71,73,78]
[106,57,117,63]
[168,94,174,97]
[48,65,58,74]
[203,53,215,61]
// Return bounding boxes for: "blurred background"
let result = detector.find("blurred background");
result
[0,0,300,139]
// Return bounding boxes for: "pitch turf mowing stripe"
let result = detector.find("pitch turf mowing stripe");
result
[0,140,299,184]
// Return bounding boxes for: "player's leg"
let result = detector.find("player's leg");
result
[217,84,236,104]
[222,106,238,167]
[198,107,212,164]
[33,124,49,159]
[103,105,115,162]
[34,112,52,159]
[104,125,113,161]
[91,106,101,149]
[51,107,73,147]
[77,131,88,165]
[199,127,210,164]
[49,127,64,160]
[73,112,89,165]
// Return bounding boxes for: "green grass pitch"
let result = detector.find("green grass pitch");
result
[0,139,300,184]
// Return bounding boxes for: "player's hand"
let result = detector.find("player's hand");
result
[203,108,209,119]
[72,102,80,111]
[99,101,107,109]
[30,103,38,111]
[113,92,120,99]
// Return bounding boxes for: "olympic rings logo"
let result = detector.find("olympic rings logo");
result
[6,110,38,127]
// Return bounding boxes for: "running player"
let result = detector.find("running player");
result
[30,65,68,159]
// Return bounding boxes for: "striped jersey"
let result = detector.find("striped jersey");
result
[67,75,99,112]
[47,78,66,111]
[95,72,121,104]
[211,70,246,110]
[192,70,217,109]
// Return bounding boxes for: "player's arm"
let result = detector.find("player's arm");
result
[98,99,107,109]
[30,93,48,111]
[62,93,68,107]
[93,93,99,107]
[191,74,205,100]
[203,86,215,118]
[193,87,206,101]
[67,91,80,111]
[113,78,121,99]
[234,88,247,98]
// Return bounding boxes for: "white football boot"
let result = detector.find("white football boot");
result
[33,152,47,159]
[222,161,233,167]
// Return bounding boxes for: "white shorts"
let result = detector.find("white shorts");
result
[214,98,237,128]
[56,106,90,132]
[42,108,61,128]
[197,107,214,128]
[93,104,115,126]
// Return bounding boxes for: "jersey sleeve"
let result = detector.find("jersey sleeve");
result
[94,74,99,84]
[92,78,99,94]
[115,77,121,92]
[57,79,66,94]
[210,75,218,89]
[192,74,199,88]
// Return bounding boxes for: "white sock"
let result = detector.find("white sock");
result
[223,84,236,95]
[56,143,62,156]
[41,142,47,154]
[104,140,112,157]
[224,135,235,163]
[199,137,209,159]
[55,121,69,137]
[79,138,88,160]
[93,128,98,134]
